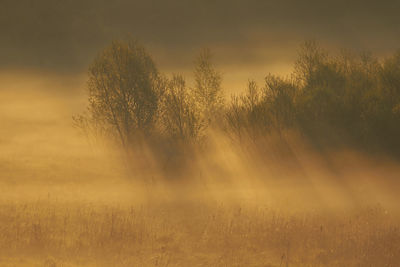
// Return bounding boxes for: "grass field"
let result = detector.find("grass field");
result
[0,199,398,266]
[1,74,400,266]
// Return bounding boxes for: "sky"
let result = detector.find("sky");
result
[1,0,400,89]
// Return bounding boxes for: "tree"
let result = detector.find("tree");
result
[193,48,224,126]
[74,39,164,149]
[263,75,297,132]
[225,80,265,142]
[160,74,204,143]
[293,40,328,86]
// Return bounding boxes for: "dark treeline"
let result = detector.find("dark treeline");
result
[74,39,400,176]
[227,41,400,155]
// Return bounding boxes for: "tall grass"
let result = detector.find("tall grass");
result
[0,201,398,266]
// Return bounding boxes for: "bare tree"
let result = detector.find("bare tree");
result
[263,74,297,132]
[193,48,224,126]
[293,40,328,86]
[74,39,164,149]
[160,74,204,143]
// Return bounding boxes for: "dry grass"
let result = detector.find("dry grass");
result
[1,80,400,266]
[0,199,398,267]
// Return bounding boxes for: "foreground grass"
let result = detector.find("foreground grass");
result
[0,200,398,267]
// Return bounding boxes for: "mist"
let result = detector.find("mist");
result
[2,64,400,266]
[2,0,400,264]
[2,54,400,209]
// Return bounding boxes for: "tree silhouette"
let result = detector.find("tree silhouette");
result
[193,48,223,126]
[75,39,400,162]
[74,39,164,149]
[160,74,204,143]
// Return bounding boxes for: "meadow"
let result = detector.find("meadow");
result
[2,41,400,266]
[0,199,399,267]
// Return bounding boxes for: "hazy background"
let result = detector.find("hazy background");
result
[1,0,400,90]
[1,0,400,203]
[1,2,400,265]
